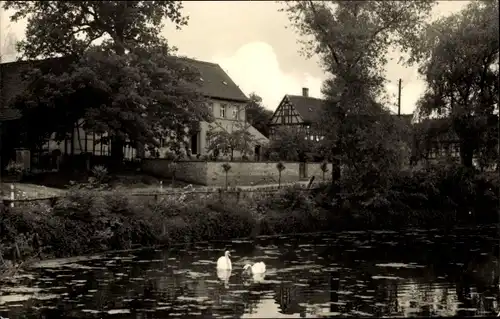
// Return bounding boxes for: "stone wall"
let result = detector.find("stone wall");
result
[141,159,208,185]
[142,159,333,187]
[307,163,333,182]
[207,162,301,187]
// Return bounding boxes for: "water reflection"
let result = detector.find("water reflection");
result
[0,225,498,318]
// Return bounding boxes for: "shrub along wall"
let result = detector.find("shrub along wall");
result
[141,159,332,186]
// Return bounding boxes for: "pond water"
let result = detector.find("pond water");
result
[0,225,498,318]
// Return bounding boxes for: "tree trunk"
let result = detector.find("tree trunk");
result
[459,140,474,168]
[110,136,125,172]
[331,142,342,194]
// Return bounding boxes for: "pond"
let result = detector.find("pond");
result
[0,225,498,318]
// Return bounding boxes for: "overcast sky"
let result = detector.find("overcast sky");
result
[0,1,469,114]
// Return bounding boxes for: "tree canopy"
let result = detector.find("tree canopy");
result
[281,1,434,190]
[413,0,499,168]
[3,1,212,163]
[267,126,311,161]
[246,93,273,138]
[206,122,259,161]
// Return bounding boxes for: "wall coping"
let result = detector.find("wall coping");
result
[142,159,332,164]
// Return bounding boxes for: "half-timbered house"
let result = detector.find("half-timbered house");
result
[0,57,268,169]
[268,87,325,142]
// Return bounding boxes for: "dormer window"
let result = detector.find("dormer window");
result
[220,104,226,118]
[222,81,228,86]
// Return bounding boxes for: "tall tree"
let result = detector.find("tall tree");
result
[281,1,435,191]
[3,1,212,165]
[246,93,273,137]
[412,0,499,168]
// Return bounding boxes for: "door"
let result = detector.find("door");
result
[254,145,261,161]
[190,133,199,155]
[299,162,307,179]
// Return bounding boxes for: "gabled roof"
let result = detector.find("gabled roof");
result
[286,95,325,123]
[0,55,249,112]
[175,58,249,103]
[282,94,414,125]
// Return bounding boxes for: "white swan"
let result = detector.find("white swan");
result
[243,261,266,274]
[217,269,232,288]
[216,250,232,270]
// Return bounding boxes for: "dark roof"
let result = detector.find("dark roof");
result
[286,94,415,125]
[175,57,248,102]
[0,56,248,112]
[0,56,76,110]
[414,117,458,141]
[286,95,325,123]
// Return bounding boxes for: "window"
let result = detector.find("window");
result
[220,104,226,118]
[208,102,214,114]
[283,109,290,123]
[428,145,438,159]
[451,143,460,157]
[232,107,238,120]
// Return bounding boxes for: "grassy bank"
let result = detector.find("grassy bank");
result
[0,165,497,273]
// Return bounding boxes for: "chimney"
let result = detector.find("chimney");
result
[302,87,309,97]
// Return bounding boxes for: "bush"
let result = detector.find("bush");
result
[1,165,497,266]
[327,163,499,228]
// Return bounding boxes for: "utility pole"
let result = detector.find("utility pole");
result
[397,78,402,117]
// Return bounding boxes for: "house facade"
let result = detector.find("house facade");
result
[268,87,325,142]
[149,58,268,159]
[0,57,267,167]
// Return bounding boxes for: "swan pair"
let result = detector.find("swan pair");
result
[216,250,266,274]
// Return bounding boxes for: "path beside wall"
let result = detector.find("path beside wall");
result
[141,159,333,186]
[2,181,329,207]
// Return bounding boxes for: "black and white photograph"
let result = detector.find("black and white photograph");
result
[0,0,498,318]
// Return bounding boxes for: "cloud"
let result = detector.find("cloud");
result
[213,41,427,115]
[211,42,324,111]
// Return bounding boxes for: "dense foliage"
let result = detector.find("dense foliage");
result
[412,0,499,168]
[3,1,212,164]
[205,122,260,161]
[246,93,273,138]
[280,1,435,191]
[266,126,311,161]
